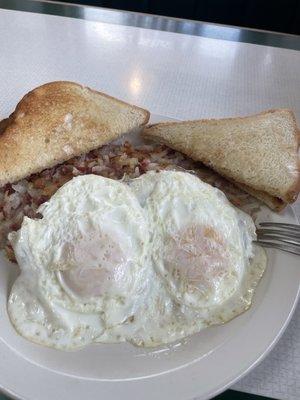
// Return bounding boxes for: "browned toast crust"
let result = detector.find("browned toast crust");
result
[0,81,150,186]
[143,109,300,206]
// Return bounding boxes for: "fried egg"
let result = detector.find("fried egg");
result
[8,175,151,349]
[129,171,256,308]
[121,171,266,346]
[8,172,266,350]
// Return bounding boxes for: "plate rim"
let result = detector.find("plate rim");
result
[0,114,299,400]
[0,209,299,400]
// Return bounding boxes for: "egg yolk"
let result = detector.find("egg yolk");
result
[164,225,230,294]
[57,231,130,298]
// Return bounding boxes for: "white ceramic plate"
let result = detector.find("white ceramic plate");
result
[0,115,299,400]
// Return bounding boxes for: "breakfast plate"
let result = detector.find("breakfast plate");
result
[0,114,299,400]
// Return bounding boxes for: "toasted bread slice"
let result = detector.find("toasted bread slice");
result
[143,110,300,205]
[0,81,150,186]
[0,118,9,135]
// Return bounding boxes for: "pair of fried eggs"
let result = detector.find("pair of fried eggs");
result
[8,171,266,350]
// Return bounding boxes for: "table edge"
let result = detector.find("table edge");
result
[0,0,300,51]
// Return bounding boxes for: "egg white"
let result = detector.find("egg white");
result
[96,245,266,347]
[129,171,256,307]
[95,171,266,348]
[8,175,151,349]
[8,172,267,349]
[124,171,266,346]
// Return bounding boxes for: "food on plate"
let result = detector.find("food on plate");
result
[8,172,266,349]
[1,83,296,267]
[0,142,262,262]
[8,175,150,348]
[0,81,149,186]
[0,82,274,349]
[143,109,300,210]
